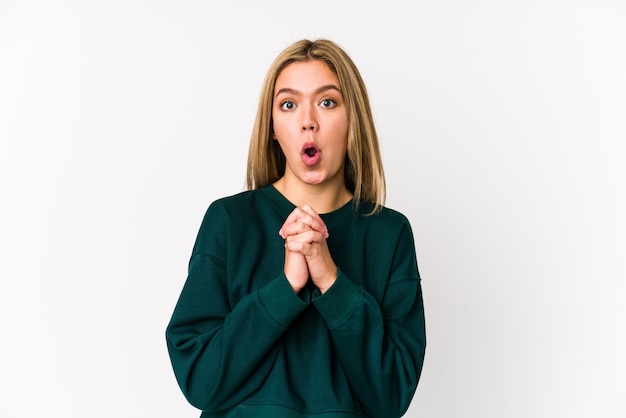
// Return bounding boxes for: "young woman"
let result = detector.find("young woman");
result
[166,39,426,418]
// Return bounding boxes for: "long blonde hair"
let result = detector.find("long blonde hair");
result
[246,39,385,213]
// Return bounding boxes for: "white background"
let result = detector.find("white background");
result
[1,1,625,417]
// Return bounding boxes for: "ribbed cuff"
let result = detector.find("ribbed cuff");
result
[257,273,309,328]
[312,269,362,330]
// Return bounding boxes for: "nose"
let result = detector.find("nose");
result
[301,105,318,132]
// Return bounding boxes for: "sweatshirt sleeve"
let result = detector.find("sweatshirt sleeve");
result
[311,221,426,418]
[165,203,309,412]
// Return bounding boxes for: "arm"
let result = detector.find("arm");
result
[165,204,309,412]
[312,223,426,418]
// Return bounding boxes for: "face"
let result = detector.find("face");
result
[272,60,349,189]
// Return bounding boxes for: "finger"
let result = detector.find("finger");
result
[285,231,328,257]
[284,231,325,253]
[281,221,314,237]
[294,206,328,238]
[282,217,328,239]
[286,240,320,256]
[283,207,304,226]
[300,205,329,238]
[279,207,307,237]
[285,230,326,245]
[280,207,328,238]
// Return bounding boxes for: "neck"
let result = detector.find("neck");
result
[273,177,353,214]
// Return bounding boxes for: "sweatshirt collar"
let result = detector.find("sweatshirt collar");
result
[261,185,357,224]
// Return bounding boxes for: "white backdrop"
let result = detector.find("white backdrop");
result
[1,1,625,417]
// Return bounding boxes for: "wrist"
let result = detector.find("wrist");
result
[317,269,337,294]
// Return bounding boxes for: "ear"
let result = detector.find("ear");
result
[272,132,277,140]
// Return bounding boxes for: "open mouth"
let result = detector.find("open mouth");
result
[301,143,321,166]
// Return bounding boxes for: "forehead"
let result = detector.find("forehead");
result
[274,60,340,92]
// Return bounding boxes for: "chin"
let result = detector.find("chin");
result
[295,169,325,183]
[301,175,325,185]
[294,166,343,187]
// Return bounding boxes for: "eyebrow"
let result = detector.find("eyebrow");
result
[275,84,342,98]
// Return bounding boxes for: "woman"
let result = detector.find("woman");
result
[166,39,426,418]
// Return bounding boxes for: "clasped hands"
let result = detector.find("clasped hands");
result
[279,205,337,294]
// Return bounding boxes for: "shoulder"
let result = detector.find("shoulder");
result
[197,189,263,231]
[344,202,417,248]
[377,205,412,225]
[203,188,272,217]
[208,189,257,210]
[199,187,283,229]
[357,201,413,230]
[193,189,268,254]
[351,203,419,274]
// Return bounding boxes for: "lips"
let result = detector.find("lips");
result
[301,142,321,167]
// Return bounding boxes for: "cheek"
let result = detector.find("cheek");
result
[333,120,349,146]
[272,113,295,138]
[332,111,349,135]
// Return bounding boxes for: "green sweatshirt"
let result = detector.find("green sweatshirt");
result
[166,185,426,418]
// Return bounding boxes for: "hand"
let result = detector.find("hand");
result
[282,247,309,294]
[279,206,322,293]
[280,206,337,294]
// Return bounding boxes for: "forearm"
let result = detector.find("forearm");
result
[312,271,426,417]
[166,262,308,412]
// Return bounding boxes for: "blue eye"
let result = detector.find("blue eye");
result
[320,98,336,108]
[281,101,296,110]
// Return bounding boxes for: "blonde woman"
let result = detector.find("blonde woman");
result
[166,39,426,418]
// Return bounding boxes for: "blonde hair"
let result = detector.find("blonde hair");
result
[246,39,385,213]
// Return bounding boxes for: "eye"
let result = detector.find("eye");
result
[280,100,296,110]
[320,98,337,109]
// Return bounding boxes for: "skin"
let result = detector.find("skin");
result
[272,60,353,294]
